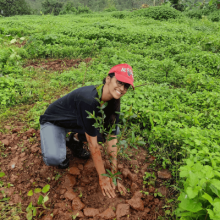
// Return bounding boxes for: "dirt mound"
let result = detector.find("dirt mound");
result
[0,124,173,220]
[23,58,92,72]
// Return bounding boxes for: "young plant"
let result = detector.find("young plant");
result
[101,169,122,186]
[26,184,50,220]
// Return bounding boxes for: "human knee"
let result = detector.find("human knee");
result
[43,154,64,166]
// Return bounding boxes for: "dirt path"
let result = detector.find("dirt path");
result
[0,125,173,220]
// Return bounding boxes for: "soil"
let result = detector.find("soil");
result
[0,124,173,220]
[23,58,92,72]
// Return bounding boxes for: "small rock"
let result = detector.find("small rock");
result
[78,164,83,171]
[4,125,11,130]
[59,189,67,195]
[98,207,116,219]
[41,215,53,220]
[144,207,150,213]
[1,139,10,146]
[149,186,155,193]
[8,156,19,169]
[26,128,36,137]
[154,198,160,205]
[104,160,111,169]
[84,159,95,173]
[81,177,90,184]
[12,127,21,133]
[131,182,138,193]
[69,167,80,175]
[118,164,123,170]
[157,169,171,179]
[133,191,143,199]
[116,204,130,218]
[10,174,18,183]
[62,174,76,189]
[83,208,99,217]
[126,196,144,211]
[31,144,39,153]
[72,210,84,218]
[20,152,26,158]
[121,168,130,178]
[72,197,85,210]
[130,174,138,182]
[64,190,77,200]
[158,186,168,197]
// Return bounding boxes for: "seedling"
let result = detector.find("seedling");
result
[26,184,50,219]
[72,213,79,219]
[101,169,121,186]
[79,191,83,198]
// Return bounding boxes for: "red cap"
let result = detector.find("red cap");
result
[108,64,134,89]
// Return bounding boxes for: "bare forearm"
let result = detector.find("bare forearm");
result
[89,144,106,177]
[107,137,118,173]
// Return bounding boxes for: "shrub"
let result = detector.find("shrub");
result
[104,6,117,12]
[42,0,64,16]
[209,10,220,22]
[59,2,77,15]
[111,11,128,19]
[184,9,203,19]
[0,0,31,16]
[132,6,182,20]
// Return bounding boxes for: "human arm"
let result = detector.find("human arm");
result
[106,135,127,195]
[85,132,116,198]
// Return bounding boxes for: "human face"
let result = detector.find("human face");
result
[108,76,130,99]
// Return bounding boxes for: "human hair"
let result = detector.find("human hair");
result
[103,73,120,126]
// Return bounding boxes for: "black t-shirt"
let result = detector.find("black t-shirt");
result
[39,85,119,137]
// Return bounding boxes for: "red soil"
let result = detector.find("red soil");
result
[0,124,173,220]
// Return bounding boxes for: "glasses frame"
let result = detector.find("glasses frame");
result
[116,80,131,90]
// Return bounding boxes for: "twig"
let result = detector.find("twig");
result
[82,38,98,86]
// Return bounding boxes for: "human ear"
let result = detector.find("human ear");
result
[106,76,111,84]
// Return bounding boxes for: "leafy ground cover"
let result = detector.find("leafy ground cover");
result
[0,7,220,219]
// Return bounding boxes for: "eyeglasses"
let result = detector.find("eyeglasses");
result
[116,80,130,90]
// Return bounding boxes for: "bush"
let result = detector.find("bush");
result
[104,6,117,12]
[111,11,128,19]
[209,10,220,22]
[132,6,182,20]
[184,9,203,19]
[0,0,31,16]
[59,2,77,15]
[42,0,64,16]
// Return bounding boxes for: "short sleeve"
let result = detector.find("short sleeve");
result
[77,100,98,137]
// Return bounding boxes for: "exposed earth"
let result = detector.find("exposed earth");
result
[0,124,173,220]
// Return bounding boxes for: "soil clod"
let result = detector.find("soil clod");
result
[83,208,100,217]
[116,204,130,218]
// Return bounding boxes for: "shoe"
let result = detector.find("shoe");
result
[66,133,90,159]
[58,158,69,169]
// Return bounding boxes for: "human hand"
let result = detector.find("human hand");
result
[117,181,127,195]
[99,175,116,198]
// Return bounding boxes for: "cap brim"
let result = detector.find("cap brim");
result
[115,73,134,90]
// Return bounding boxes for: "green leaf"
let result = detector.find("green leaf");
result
[26,210,32,220]
[32,207,37,216]
[202,193,213,205]
[26,202,33,212]
[209,184,220,197]
[27,190,33,197]
[43,195,49,203]
[210,179,220,190]
[34,188,41,193]
[37,195,43,205]
[101,174,109,177]
[186,186,200,199]
[178,193,202,212]
[0,172,5,178]
[42,184,50,193]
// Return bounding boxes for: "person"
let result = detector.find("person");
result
[39,63,134,198]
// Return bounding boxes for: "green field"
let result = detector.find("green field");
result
[1,7,220,219]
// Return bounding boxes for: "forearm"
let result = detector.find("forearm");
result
[107,137,118,173]
[89,143,106,177]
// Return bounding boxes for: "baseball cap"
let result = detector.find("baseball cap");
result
[108,64,134,89]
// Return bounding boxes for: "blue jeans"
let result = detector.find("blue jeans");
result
[40,122,120,166]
